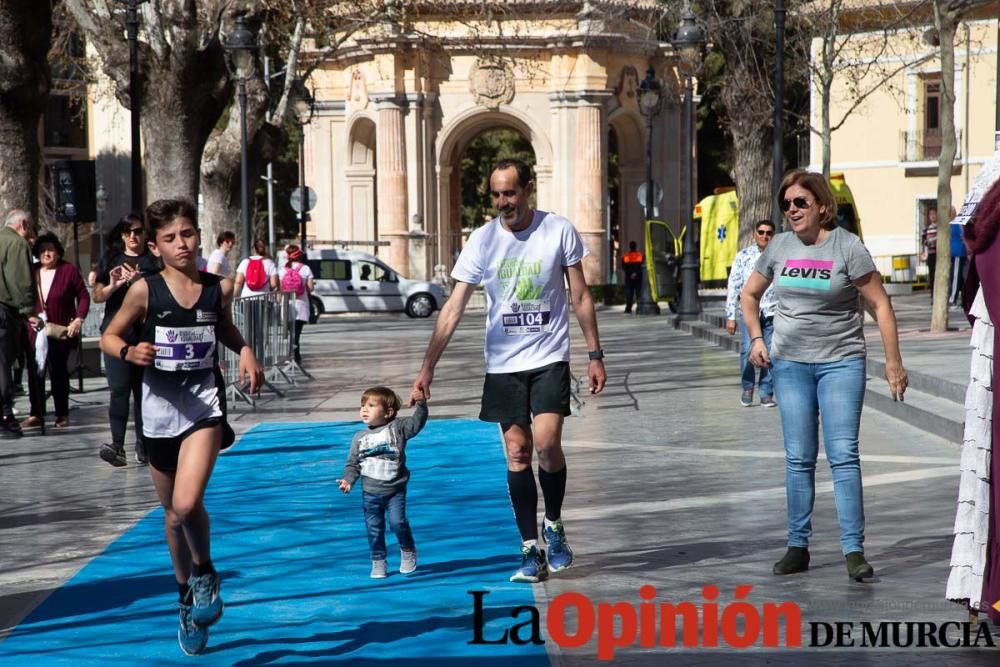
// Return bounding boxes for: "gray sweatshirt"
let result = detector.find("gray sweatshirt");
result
[342,402,428,494]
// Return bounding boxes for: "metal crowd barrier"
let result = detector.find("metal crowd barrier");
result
[222,291,309,407]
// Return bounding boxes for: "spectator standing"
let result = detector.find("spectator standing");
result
[21,234,89,430]
[206,231,235,277]
[234,239,279,298]
[724,220,778,407]
[621,241,644,314]
[0,210,39,438]
[922,206,938,291]
[93,213,161,466]
[949,207,967,306]
[278,244,315,366]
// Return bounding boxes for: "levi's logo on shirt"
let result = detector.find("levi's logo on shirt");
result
[779,259,833,290]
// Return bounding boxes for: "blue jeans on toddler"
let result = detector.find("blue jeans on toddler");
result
[770,355,866,555]
[363,489,415,561]
[739,316,774,396]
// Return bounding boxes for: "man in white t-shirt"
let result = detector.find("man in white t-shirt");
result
[411,159,606,584]
[206,231,236,277]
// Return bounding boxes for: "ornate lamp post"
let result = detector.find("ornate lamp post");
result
[673,6,705,320]
[292,77,315,250]
[224,14,258,259]
[773,0,787,226]
[118,0,147,212]
[636,65,663,315]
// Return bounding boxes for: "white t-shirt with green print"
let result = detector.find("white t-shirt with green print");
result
[452,210,588,373]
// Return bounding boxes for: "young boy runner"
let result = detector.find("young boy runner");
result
[100,198,263,655]
[337,386,428,578]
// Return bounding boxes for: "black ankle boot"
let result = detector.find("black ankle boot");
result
[772,547,810,575]
[845,551,874,581]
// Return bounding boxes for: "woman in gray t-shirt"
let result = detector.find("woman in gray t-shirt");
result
[740,170,908,583]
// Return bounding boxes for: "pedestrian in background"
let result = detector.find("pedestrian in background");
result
[948,206,967,306]
[21,233,89,430]
[279,244,315,366]
[234,239,278,298]
[206,231,235,277]
[621,240,643,314]
[93,213,161,466]
[922,206,938,291]
[742,169,907,582]
[0,210,40,438]
[724,219,777,408]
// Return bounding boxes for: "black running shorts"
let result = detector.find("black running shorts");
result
[479,361,571,425]
[146,418,236,473]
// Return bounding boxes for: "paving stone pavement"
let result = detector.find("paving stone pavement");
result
[0,305,995,665]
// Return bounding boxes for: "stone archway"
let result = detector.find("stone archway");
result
[436,106,554,269]
[609,107,647,277]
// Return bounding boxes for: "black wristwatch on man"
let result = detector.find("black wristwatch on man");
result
[588,348,605,361]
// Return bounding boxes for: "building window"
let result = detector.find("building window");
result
[921,79,942,159]
[44,94,88,150]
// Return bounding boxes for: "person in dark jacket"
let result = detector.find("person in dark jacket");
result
[21,234,89,430]
[0,209,39,438]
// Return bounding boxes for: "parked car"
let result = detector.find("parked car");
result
[300,249,446,320]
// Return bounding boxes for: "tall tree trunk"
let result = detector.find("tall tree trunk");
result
[200,77,273,260]
[931,5,959,333]
[821,81,832,178]
[730,118,773,248]
[0,1,53,219]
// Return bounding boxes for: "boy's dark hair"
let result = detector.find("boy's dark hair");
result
[492,158,533,188]
[145,199,198,239]
[362,386,401,416]
[217,230,236,246]
[755,219,776,231]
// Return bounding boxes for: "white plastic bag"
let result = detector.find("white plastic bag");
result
[34,315,48,374]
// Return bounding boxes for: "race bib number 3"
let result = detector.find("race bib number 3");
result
[154,325,216,371]
[502,299,552,335]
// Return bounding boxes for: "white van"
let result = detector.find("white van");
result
[302,249,446,320]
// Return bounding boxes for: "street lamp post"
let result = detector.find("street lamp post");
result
[292,77,315,250]
[674,6,705,320]
[636,65,663,316]
[773,0,786,227]
[121,0,147,213]
[224,15,259,260]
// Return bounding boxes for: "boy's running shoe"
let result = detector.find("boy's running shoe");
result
[509,544,548,583]
[543,521,574,572]
[178,599,208,655]
[99,442,126,467]
[400,549,417,574]
[190,572,224,627]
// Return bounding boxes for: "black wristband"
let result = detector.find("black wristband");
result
[750,336,764,344]
[119,344,131,361]
[588,348,605,361]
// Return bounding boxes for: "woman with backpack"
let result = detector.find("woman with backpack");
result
[234,239,279,298]
[279,244,315,366]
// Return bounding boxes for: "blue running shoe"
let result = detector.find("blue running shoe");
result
[178,599,208,655]
[543,521,574,572]
[509,544,548,583]
[190,572,224,627]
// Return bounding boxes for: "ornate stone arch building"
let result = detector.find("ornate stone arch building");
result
[306,1,686,284]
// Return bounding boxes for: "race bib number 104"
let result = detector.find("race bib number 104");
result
[154,325,216,371]
[502,299,552,335]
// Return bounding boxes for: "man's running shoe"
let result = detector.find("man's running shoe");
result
[177,598,208,655]
[543,521,574,572]
[190,572,224,627]
[135,439,148,465]
[740,390,754,407]
[371,560,388,578]
[99,442,126,467]
[509,544,548,583]
[400,549,417,574]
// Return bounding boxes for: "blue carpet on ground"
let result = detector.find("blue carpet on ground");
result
[0,419,551,665]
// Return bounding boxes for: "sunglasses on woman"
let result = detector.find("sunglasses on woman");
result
[123,226,144,237]
[779,196,811,212]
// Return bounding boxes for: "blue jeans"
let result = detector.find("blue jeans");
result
[771,356,866,555]
[739,316,774,395]
[363,489,415,561]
